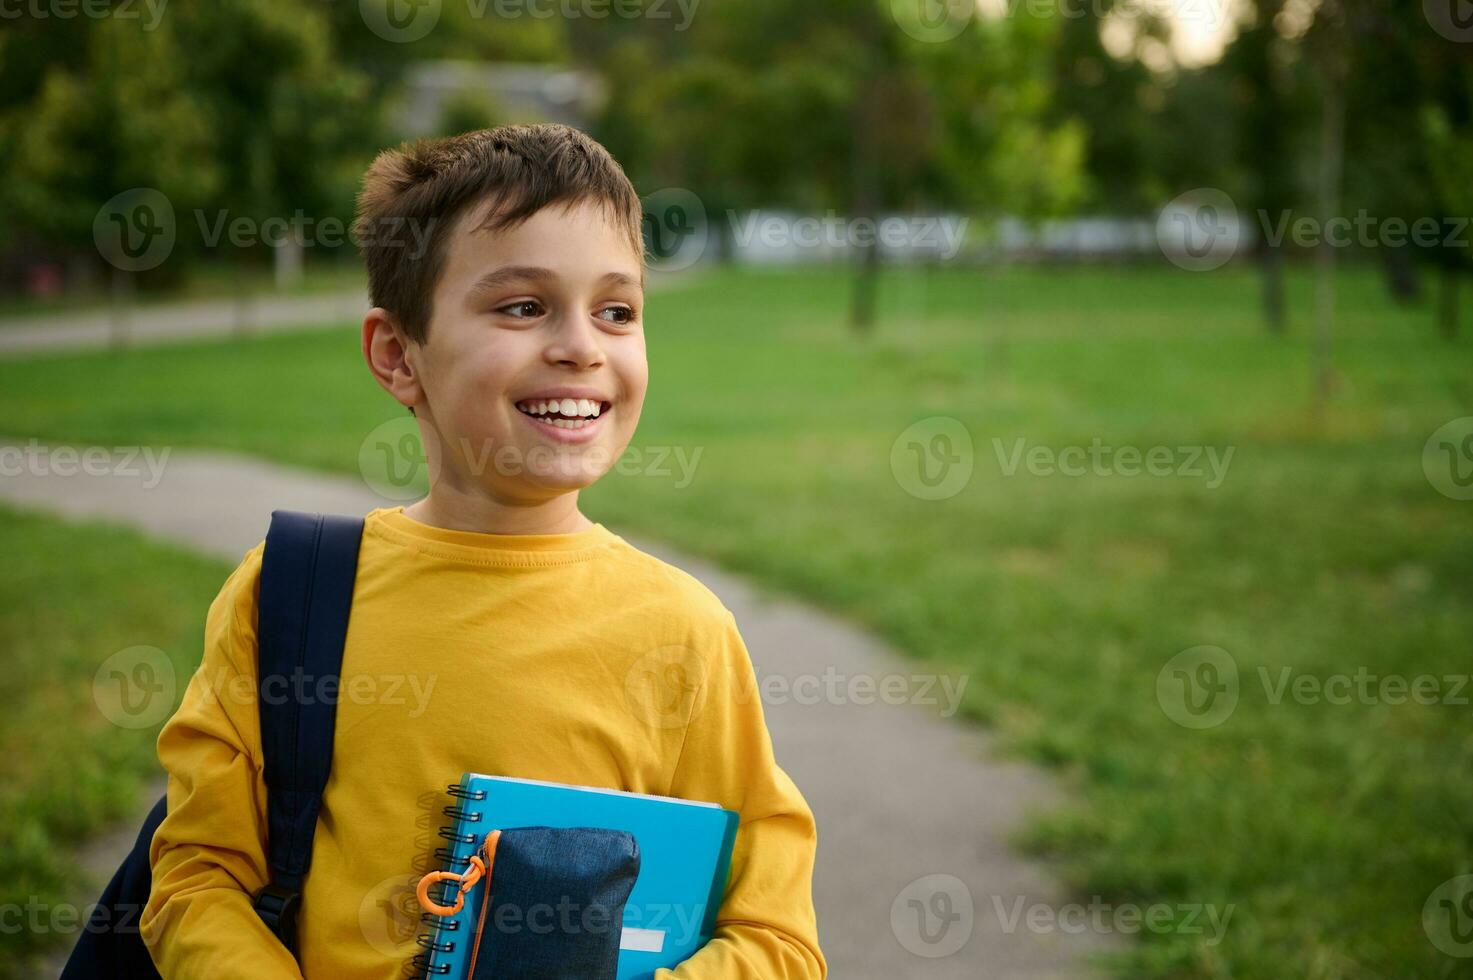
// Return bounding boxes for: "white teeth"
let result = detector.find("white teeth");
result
[515,397,606,419]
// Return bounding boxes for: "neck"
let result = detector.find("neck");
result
[403,484,594,536]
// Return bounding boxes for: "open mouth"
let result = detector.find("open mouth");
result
[514,397,612,431]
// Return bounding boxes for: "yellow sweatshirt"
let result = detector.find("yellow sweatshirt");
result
[140,506,825,979]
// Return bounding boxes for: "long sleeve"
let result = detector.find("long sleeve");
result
[656,610,827,979]
[139,543,304,979]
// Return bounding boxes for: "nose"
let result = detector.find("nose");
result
[542,311,605,370]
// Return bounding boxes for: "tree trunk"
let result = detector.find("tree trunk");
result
[233,259,256,335]
[1313,46,1347,405]
[1439,264,1460,340]
[109,265,132,349]
[1262,243,1286,335]
[1381,245,1420,304]
[852,238,880,335]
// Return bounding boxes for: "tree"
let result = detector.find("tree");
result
[593,0,1083,333]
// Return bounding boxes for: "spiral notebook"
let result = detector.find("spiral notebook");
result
[415,773,740,980]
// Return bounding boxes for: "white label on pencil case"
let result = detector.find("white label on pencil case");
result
[620,927,666,953]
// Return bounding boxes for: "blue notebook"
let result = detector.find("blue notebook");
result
[418,773,739,980]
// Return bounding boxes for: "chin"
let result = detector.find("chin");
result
[522,453,612,491]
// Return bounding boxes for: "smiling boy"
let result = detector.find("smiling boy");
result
[139,124,826,978]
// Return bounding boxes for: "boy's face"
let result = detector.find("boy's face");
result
[409,197,647,498]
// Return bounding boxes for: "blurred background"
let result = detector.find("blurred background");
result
[1,0,1471,977]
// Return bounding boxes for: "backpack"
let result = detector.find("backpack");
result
[61,511,365,979]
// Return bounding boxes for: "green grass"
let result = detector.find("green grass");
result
[0,506,229,974]
[1,263,1471,978]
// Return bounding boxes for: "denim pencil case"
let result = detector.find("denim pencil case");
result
[419,825,640,980]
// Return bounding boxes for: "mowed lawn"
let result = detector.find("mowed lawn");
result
[2,264,1470,978]
[0,508,229,974]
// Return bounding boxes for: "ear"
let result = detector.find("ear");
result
[362,307,424,412]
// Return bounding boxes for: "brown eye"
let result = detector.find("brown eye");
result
[596,305,636,325]
[497,300,543,318]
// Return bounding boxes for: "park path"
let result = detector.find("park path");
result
[4,440,1113,978]
[0,288,371,357]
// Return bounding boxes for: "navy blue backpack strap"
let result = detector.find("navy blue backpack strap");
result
[251,510,364,953]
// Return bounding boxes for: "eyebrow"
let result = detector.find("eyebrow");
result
[467,266,644,297]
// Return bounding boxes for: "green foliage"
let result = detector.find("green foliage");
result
[5,16,219,249]
[593,0,1084,216]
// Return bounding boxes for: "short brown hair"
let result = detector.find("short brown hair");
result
[353,123,644,345]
